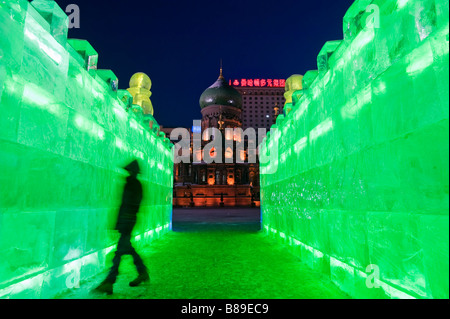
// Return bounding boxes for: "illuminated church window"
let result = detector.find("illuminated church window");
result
[210,147,217,158]
[225,147,233,159]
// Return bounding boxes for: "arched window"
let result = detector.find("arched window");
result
[222,171,227,185]
[210,147,217,158]
[249,172,255,185]
[201,170,206,183]
[240,150,246,162]
[216,170,220,185]
[243,169,249,184]
[225,147,233,159]
[236,169,242,184]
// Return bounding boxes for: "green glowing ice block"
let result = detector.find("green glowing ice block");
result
[31,0,69,46]
[301,70,318,96]
[260,0,449,299]
[0,0,173,298]
[67,39,98,74]
[317,40,342,75]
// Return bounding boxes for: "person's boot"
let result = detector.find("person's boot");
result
[129,271,150,287]
[94,280,113,295]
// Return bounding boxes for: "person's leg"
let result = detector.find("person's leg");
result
[126,237,149,286]
[130,247,148,275]
[105,251,121,283]
[107,234,130,282]
[94,234,126,294]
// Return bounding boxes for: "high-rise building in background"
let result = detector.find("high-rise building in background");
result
[229,78,286,133]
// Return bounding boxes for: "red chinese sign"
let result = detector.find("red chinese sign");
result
[230,79,286,88]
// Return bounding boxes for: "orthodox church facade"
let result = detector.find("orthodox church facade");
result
[172,69,260,207]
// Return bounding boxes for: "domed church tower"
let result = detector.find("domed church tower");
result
[172,65,260,208]
[199,67,242,131]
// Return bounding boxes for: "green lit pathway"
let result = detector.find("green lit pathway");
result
[59,209,349,299]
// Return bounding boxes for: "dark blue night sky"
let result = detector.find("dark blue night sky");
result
[53,0,354,127]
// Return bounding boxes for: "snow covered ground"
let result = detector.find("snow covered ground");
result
[58,208,348,299]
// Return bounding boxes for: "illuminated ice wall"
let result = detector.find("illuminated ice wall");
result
[260,0,449,299]
[0,0,173,298]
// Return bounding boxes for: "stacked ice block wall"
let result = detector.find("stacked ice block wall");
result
[260,0,449,299]
[0,0,173,298]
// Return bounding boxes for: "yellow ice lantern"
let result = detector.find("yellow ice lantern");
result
[284,74,303,104]
[127,72,154,115]
[129,72,152,91]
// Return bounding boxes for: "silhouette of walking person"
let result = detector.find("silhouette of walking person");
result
[94,160,149,295]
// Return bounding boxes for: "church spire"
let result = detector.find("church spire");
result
[219,59,224,79]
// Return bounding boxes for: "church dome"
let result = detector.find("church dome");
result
[199,71,242,109]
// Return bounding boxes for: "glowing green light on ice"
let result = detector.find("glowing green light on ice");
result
[0,0,173,298]
[309,117,333,141]
[407,46,434,75]
[260,0,449,300]
[397,0,409,9]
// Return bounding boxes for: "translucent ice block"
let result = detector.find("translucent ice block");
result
[0,0,173,298]
[260,0,449,299]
